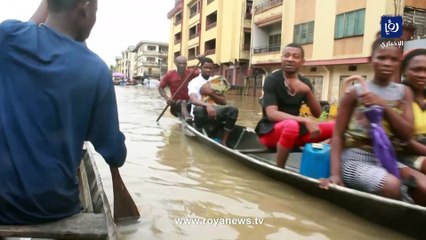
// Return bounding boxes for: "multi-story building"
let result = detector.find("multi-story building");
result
[167,0,253,88]
[133,41,168,80]
[166,0,425,100]
[251,0,426,102]
[117,46,136,80]
[114,56,123,73]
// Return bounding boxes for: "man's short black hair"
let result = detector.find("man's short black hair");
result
[283,43,305,59]
[200,57,214,66]
[47,0,87,12]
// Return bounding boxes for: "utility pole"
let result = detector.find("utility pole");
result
[159,58,163,79]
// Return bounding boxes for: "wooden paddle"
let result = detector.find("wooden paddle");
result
[110,166,140,222]
[156,53,208,122]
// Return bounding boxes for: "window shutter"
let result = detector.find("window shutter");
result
[308,21,315,43]
[335,14,344,38]
[355,9,365,35]
[344,12,356,37]
[294,25,300,44]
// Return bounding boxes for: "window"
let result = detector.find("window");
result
[174,32,182,44]
[188,46,199,60]
[159,46,168,53]
[338,75,367,100]
[335,9,365,39]
[304,76,323,100]
[189,24,200,40]
[404,7,426,39]
[293,21,314,44]
[174,51,181,60]
[189,1,200,18]
[244,31,251,50]
[245,0,253,20]
[205,39,216,54]
[146,57,156,63]
[147,45,156,51]
[206,12,217,30]
[268,34,281,52]
[207,0,214,4]
[174,12,182,25]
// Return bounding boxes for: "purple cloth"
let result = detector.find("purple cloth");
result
[364,105,400,178]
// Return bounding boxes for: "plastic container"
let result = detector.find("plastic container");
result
[300,143,331,179]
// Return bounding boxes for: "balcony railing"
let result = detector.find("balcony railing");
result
[254,0,283,14]
[206,22,217,31]
[174,19,182,26]
[189,33,199,40]
[253,43,280,54]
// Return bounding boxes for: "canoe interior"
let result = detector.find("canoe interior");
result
[0,143,118,240]
[183,121,426,239]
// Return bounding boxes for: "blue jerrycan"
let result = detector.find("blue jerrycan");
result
[300,143,331,179]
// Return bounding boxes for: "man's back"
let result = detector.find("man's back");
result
[0,20,126,224]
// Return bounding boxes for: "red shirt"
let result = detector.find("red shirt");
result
[159,69,198,100]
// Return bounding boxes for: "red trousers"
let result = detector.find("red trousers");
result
[259,119,334,149]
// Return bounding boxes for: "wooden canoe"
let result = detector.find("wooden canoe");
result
[181,120,426,239]
[0,142,119,240]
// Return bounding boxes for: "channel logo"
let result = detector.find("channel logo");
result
[381,16,403,38]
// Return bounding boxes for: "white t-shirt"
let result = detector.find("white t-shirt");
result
[187,73,209,116]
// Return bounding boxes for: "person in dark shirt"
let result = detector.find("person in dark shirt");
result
[0,0,126,224]
[255,43,334,168]
[158,55,198,122]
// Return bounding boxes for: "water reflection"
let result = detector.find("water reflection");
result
[95,85,412,240]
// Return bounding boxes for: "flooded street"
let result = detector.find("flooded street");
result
[95,85,411,240]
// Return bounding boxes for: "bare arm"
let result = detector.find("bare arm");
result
[265,105,308,123]
[189,93,216,118]
[330,88,358,185]
[30,0,48,24]
[189,93,210,108]
[360,86,414,140]
[388,87,414,140]
[200,85,226,105]
[158,87,172,103]
[408,139,426,155]
[305,90,322,118]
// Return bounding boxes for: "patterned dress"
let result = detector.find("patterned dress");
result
[341,81,405,193]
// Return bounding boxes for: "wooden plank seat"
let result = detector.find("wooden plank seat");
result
[0,212,108,240]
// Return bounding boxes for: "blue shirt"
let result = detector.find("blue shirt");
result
[0,20,126,224]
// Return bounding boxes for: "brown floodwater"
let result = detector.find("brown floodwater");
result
[94,85,412,240]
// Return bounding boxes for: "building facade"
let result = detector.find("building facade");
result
[251,0,426,102]
[133,41,169,80]
[167,0,425,101]
[115,46,136,80]
[167,0,253,88]
[114,42,168,81]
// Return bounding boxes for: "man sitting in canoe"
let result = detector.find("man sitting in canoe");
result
[158,55,199,122]
[0,0,127,224]
[188,57,239,146]
[255,43,334,168]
